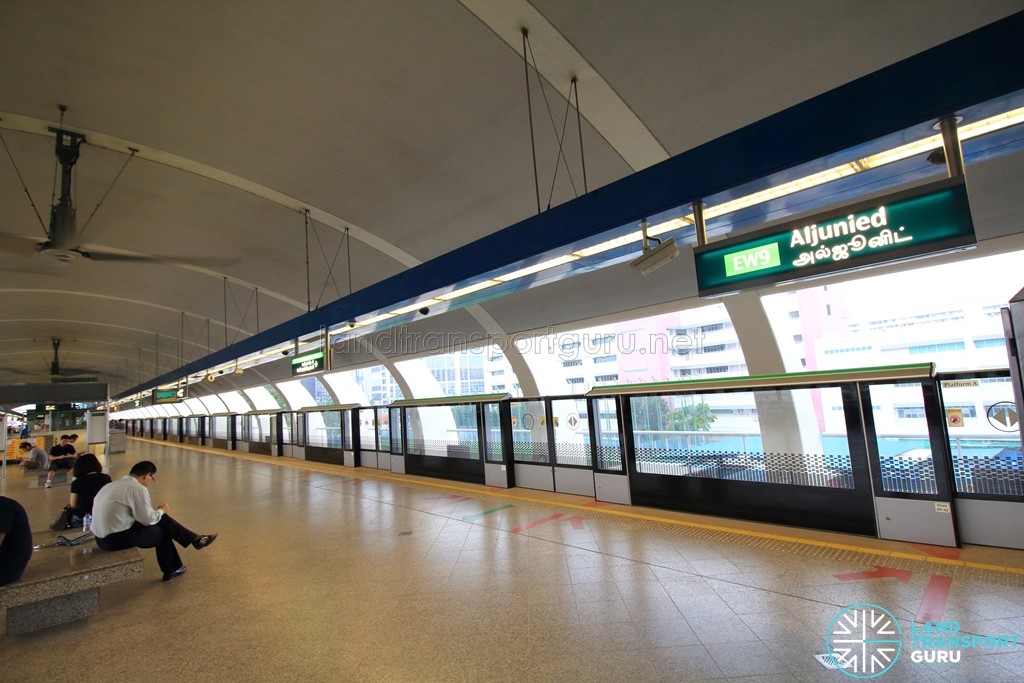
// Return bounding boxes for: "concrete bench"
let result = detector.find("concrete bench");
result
[0,530,143,635]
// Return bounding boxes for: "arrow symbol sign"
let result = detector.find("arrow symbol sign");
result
[833,566,912,583]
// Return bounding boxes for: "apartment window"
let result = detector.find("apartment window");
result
[824,346,872,355]
[896,406,926,418]
[704,366,729,374]
[702,344,727,353]
[700,323,724,333]
[593,374,619,383]
[566,377,585,385]
[908,342,966,354]
[562,359,583,368]
[793,334,803,343]
[974,338,1005,349]
[788,310,800,319]
[593,355,616,364]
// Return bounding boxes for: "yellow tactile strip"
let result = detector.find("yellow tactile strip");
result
[140,439,1024,586]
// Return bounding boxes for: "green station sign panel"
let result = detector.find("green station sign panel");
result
[693,178,975,296]
[291,351,325,376]
[153,387,185,404]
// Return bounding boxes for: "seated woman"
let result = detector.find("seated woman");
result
[67,453,112,527]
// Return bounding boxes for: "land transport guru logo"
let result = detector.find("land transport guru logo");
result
[827,602,1021,677]
[827,603,902,678]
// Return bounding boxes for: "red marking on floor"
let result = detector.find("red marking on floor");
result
[907,543,961,561]
[510,513,564,534]
[565,515,584,530]
[426,495,470,511]
[915,575,953,624]
[584,501,611,507]
[488,487,504,492]
[833,566,912,583]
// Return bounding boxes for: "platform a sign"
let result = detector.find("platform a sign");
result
[694,177,975,296]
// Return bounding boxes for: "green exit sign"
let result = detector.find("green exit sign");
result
[693,178,975,296]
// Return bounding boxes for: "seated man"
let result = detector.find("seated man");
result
[0,496,32,586]
[45,434,77,488]
[91,460,217,582]
[18,441,48,470]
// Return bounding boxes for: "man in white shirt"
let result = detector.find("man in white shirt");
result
[92,460,217,581]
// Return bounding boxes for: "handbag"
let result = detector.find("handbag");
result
[49,505,72,531]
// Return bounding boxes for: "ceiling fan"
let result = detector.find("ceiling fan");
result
[0,338,100,383]
[0,113,235,268]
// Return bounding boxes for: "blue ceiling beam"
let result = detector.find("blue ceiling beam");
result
[119,11,1024,400]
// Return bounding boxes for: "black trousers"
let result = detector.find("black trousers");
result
[95,514,199,574]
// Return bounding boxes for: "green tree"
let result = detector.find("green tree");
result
[667,402,717,432]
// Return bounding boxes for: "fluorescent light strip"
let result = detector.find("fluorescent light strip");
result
[322,106,1024,343]
[495,255,579,282]
[436,279,501,301]
[391,298,442,315]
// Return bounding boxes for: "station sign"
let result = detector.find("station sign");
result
[153,388,185,404]
[693,178,975,296]
[291,351,324,376]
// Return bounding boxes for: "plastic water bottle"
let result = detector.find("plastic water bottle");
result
[83,514,92,534]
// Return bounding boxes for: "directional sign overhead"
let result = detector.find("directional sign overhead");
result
[153,387,185,404]
[693,178,975,296]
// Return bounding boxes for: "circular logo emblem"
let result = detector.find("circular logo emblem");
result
[522,414,535,430]
[827,603,902,678]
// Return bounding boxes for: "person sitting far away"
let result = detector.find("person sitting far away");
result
[91,461,217,582]
[45,434,77,488]
[18,441,48,470]
[0,496,32,586]
[67,453,112,527]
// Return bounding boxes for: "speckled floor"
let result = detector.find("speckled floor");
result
[2,439,1024,682]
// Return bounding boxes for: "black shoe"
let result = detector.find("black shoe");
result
[163,566,187,582]
[193,533,218,550]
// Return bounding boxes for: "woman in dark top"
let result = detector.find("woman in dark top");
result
[68,453,112,527]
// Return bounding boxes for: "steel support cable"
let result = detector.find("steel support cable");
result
[51,108,65,210]
[0,126,47,234]
[308,213,345,309]
[545,80,578,210]
[226,283,256,346]
[572,78,587,195]
[523,31,578,207]
[522,29,541,214]
[78,148,136,239]
[304,211,311,313]
[345,227,352,296]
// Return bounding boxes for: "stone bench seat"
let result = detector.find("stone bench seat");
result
[0,530,143,635]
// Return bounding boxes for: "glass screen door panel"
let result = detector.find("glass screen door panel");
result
[552,397,590,466]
